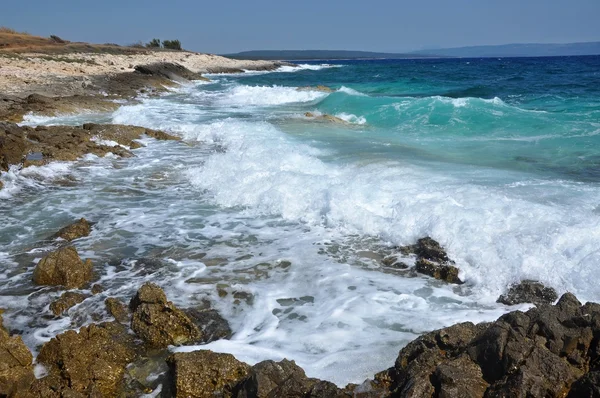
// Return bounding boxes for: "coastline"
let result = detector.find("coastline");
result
[2,46,600,397]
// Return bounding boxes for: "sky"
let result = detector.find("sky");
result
[2,0,600,54]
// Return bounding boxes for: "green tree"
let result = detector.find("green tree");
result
[163,39,182,51]
[146,38,161,48]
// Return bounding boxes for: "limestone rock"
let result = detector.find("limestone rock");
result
[49,291,87,316]
[0,313,35,397]
[497,280,558,306]
[166,350,250,398]
[130,283,202,347]
[52,218,91,242]
[32,246,93,288]
[234,359,318,398]
[105,297,130,324]
[37,321,137,396]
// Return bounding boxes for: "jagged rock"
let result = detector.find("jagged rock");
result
[185,308,232,343]
[105,297,130,324]
[51,218,91,242]
[32,246,93,288]
[380,293,600,397]
[129,283,202,347]
[234,359,317,398]
[37,321,137,396]
[166,350,250,398]
[401,237,450,262]
[91,283,104,294]
[134,62,210,82]
[497,280,558,306]
[398,237,463,284]
[415,258,463,284]
[0,313,35,397]
[49,291,87,316]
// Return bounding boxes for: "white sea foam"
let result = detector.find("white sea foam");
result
[335,112,367,125]
[214,85,329,107]
[338,86,368,96]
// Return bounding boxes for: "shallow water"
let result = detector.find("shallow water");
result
[1,57,600,386]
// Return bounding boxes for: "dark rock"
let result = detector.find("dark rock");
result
[51,218,91,242]
[91,283,104,294]
[32,246,93,288]
[134,62,209,82]
[381,255,409,269]
[234,359,316,398]
[497,280,558,306]
[37,321,136,396]
[415,258,463,284]
[105,297,130,324]
[166,350,250,398]
[413,237,450,262]
[130,283,202,347]
[49,291,87,316]
[568,371,600,397]
[397,237,463,284]
[185,308,232,343]
[0,313,35,397]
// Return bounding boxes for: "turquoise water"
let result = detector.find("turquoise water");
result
[1,56,600,386]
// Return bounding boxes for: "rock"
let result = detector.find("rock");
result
[382,293,600,397]
[185,308,232,343]
[49,291,87,316]
[91,283,104,294]
[32,246,93,288]
[37,321,137,396]
[304,112,348,124]
[234,359,318,398]
[134,62,210,82]
[298,85,334,93]
[398,237,463,284]
[166,350,250,398]
[497,280,558,306]
[0,313,35,397]
[129,283,202,347]
[381,255,409,269]
[401,236,450,262]
[415,258,463,284]
[51,218,91,242]
[105,297,130,324]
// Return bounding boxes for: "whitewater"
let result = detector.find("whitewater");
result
[1,57,600,386]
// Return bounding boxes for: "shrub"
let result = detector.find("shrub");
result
[146,38,161,48]
[128,41,145,48]
[163,39,182,51]
[49,35,66,43]
[0,26,29,35]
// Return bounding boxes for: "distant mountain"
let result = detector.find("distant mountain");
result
[225,42,600,61]
[223,50,431,60]
[411,42,600,58]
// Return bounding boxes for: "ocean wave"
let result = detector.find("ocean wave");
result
[337,86,368,97]
[335,112,367,125]
[215,85,329,107]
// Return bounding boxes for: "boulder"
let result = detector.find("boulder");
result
[37,321,137,396]
[415,258,462,284]
[166,350,250,398]
[185,308,232,343]
[129,283,202,347]
[234,359,318,398]
[134,63,210,82]
[32,246,93,288]
[399,237,463,284]
[105,297,130,324]
[0,313,35,397]
[52,218,91,242]
[497,280,558,306]
[49,291,87,316]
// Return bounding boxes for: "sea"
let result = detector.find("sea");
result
[1,56,600,386]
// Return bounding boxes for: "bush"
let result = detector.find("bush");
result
[0,26,29,35]
[163,39,182,51]
[128,41,145,48]
[49,35,66,43]
[146,38,161,48]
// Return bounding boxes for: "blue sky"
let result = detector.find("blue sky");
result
[3,0,599,53]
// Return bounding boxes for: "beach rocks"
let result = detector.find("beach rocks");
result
[185,307,232,343]
[400,237,463,284]
[32,246,93,288]
[0,313,35,397]
[51,217,91,242]
[166,350,251,398]
[234,359,319,398]
[130,283,203,347]
[134,62,210,82]
[105,297,130,324]
[49,291,87,316]
[378,292,600,397]
[36,321,137,396]
[497,280,558,306]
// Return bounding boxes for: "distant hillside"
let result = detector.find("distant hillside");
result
[224,50,432,60]
[412,42,600,58]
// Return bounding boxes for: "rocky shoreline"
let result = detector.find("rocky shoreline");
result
[2,50,600,398]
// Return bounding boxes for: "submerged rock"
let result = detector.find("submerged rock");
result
[49,291,87,316]
[497,280,558,306]
[298,85,334,93]
[37,321,137,396]
[400,237,463,284]
[130,283,202,348]
[51,217,91,242]
[415,258,462,284]
[0,313,35,397]
[32,246,93,289]
[166,350,250,398]
[304,112,348,124]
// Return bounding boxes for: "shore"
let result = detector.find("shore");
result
[2,40,600,397]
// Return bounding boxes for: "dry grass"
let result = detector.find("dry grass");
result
[0,26,30,35]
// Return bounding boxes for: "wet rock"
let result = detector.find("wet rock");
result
[91,283,104,294]
[105,297,130,324]
[49,291,87,316]
[401,236,450,262]
[381,255,409,269]
[185,307,232,343]
[415,258,463,284]
[298,85,334,93]
[399,237,463,284]
[37,321,137,396]
[304,112,348,124]
[234,359,318,398]
[166,350,250,398]
[497,280,558,306]
[0,313,35,397]
[32,246,93,289]
[130,283,202,347]
[134,62,210,82]
[51,217,91,242]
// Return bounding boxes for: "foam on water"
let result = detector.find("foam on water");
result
[215,85,329,107]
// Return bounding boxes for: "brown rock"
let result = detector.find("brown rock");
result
[415,258,463,284]
[0,313,35,397]
[32,246,93,288]
[166,350,250,398]
[37,321,137,396]
[91,283,104,294]
[52,218,91,242]
[49,291,87,316]
[130,283,202,347]
[105,297,129,324]
[234,359,318,398]
[497,280,558,306]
